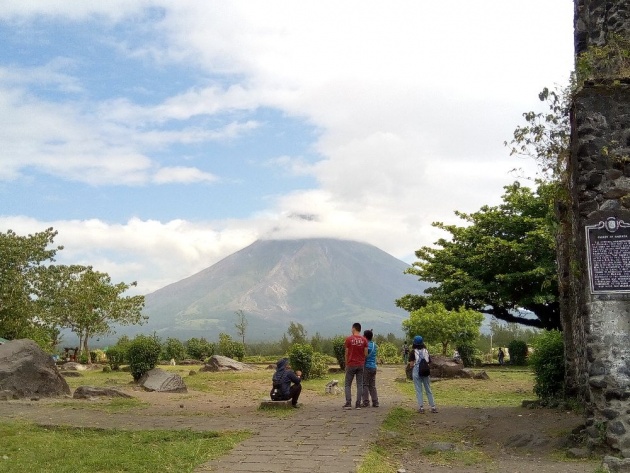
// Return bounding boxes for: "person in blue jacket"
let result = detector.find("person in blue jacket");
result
[270,358,302,408]
[361,329,379,407]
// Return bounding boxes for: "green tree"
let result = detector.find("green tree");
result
[402,301,483,355]
[287,321,307,345]
[399,181,560,330]
[218,333,244,361]
[163,338,187,361]
[0,228,63,346]
[234,310,248,348]
[50,266,145,360]
[185,337,214,360]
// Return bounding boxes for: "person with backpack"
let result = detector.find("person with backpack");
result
[361,329,379,407]
[408,335,437,414]
[270,358,302,408]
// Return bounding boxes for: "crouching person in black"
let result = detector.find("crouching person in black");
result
[270,358,302,408]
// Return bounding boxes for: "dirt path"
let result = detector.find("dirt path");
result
[0,366,598,472]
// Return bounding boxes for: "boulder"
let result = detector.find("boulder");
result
[59,371,83,377]
[73,386,133,399]
[138,368,187,393]
[0,339,71,398]
[60,362,88,371]
[430,356,468,378]
[200,355,255,372]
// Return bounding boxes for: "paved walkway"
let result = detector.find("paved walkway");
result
[196,365,405,472]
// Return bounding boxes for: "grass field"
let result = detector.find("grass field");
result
[397,367,535,407]
[0,422,250,473]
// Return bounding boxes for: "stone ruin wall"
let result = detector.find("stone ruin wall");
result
[567,0,630,456]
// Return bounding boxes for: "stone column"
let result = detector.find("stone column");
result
[568,0,630,457]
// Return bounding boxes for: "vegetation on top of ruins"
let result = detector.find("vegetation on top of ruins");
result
[576,33,630,85]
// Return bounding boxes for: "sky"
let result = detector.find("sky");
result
[0,1,575,295]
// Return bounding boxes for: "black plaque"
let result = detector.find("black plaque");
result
[585,217,630,294]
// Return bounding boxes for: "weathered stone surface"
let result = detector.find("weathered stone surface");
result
[429,356,467,378]
[259,399,292,409]
[138,368,187,393]
[567,447,591,459]
[0,339,70,398]
[73,386,133,399]
[60,362,87,371]
[200,355,255,372]
[59,371,83,377]
[0,389,19,401]
[603,455,630,472]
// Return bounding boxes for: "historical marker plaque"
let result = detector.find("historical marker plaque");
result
[585,217,630,294]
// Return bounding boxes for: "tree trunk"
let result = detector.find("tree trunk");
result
[82,330,91,364]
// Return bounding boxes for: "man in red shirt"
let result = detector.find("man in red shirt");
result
[343,322,368,409]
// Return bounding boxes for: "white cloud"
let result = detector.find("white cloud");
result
[152,166,217,184]
[0,1,574,294]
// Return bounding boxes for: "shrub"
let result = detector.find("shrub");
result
[127,334,162,381]
[332,335,346,370]
[309,352,330,379]
[456,343,476,368]
[378,342,401,364]
[530,330,565,401]
[78,352,89,364]
[163,338,187,361]
[185,337,214,361]
[102,365,112,373]
[288,343,313,380]
[508,340,528,366]
[105,346,125,370]
[218,333,244,361]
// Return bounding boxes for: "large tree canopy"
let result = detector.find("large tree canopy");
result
[398,181,560,330]
[1,228,145,353]
[0,228,63,344]
[402,301,484,355]
[48,265,146,357]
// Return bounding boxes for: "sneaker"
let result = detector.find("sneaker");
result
[418,407,425,414]
[372,403,379,408]
[431,407,438,413]
[355,404,362,410]
[362,402,370,408]
[343,402,352,409]
[292,403,300,409]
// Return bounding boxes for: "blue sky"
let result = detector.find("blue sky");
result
[0,1,574,294]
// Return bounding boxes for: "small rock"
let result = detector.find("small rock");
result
[396,469,406,473]
[566,447,590,459]
[180,404,184,408]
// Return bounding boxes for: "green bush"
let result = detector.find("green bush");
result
[127,334,162,381]
[105,346,125,370]
[185,337,215,361]
[508,340,528,366]
[218,333,244,361]
[332,335,346,370]
[530,330,565,400]
[379,342,401,364]
[102,365,112,373]
[288,343,313,380]
[163,338,187,361]
[309,352,330,379]
[456,343,476,368]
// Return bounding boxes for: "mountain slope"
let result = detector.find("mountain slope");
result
[130,238,429,340]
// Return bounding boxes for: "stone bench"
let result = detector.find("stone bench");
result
[259,399,292,409]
